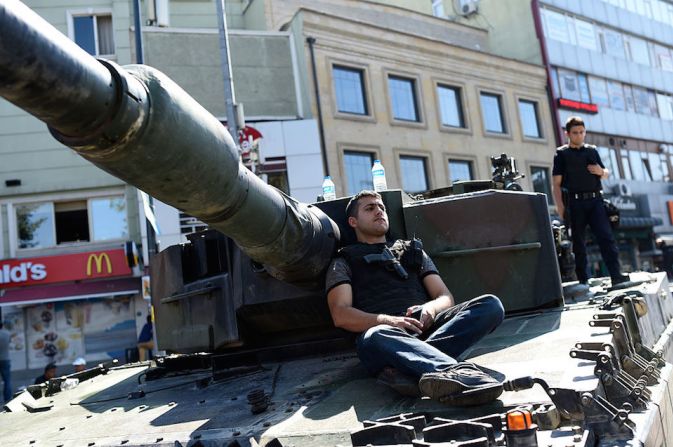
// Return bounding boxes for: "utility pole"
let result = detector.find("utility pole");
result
[215,0,239,143]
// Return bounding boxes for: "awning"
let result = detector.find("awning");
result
[619,216,663,229]
[0,276,140,306]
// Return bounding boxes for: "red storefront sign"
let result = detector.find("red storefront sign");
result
[557,98,599,114]
[0,249,132,287]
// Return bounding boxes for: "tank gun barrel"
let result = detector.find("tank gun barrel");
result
[0,0,339,284]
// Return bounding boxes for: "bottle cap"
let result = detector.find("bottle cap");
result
[324,176,331,180]
[374,159,380,163]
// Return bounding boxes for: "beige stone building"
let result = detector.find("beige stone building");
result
[281,2,557,198]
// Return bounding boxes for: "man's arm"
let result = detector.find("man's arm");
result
[411,274,455,329]
[587,164,609,179]
[327,283,424,334]
[552,174,565,219]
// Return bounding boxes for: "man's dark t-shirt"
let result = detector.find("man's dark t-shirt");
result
[552,144,604,193]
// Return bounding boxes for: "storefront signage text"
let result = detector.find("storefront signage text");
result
[0,249,132,287]
[557,98,599,114]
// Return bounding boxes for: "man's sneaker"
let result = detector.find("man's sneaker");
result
[418,362,503,406]
[377,367,420,397]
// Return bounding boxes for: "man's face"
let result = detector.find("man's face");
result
[348,196,389,238]
[45,368,56,379]
[566,125,586,147]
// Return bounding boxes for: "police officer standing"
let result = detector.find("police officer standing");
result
[552,116,628,286]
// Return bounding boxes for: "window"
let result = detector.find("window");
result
[437,84,465,128]
[17,203,55,249]
[518,100,542,138]
[625,36,650,66]
[601,28,625,58]
[55,201,89,244]
[649,152,666,181]
[574,19,598,51]
[623,85,636,112]
[657,93,673,120]
[388,76,419,122]
[72,13,114,56]
[449,159,474,183]
[480,92,506,134]
[629,150,650,181]
[542,9,569,43]
[588,76,610,107]
[633,86,651,115]
[530,166,552,204]
[621,149,633,180]
[558,69,580,101]
[333,66,368,115]
[399,156,429,193]
[598,146,621,179]
[15,196,128,250]
[654,45,673,71]
[607,81,625,110]
[557,69,590,102]
[577,74,591,103]
[90,197,128,241]
[432,0,445,17]
[648,90,659,116]
[344,151,374,195]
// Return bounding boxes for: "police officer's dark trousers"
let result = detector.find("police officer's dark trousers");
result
[569,196,620,283]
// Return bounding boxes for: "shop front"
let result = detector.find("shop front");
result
[0,247,142,372]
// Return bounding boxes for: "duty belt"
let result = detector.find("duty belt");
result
[571,191,602,200]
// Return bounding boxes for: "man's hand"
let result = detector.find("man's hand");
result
[379,314,424,335]
[406,304,436,330]
[587,164,604,177]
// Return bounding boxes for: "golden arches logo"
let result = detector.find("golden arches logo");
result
[86,253,112,276]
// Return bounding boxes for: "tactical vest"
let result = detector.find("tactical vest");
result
[338,239,429,316]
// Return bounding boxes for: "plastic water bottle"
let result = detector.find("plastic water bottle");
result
[322,176,336,201]
[60,378,79,391]
[372,159,387,192]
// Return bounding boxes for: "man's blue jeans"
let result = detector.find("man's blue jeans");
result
[0,360,11,403]
[355,295,504,380]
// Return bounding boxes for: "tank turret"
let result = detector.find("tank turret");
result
[0,0,339,286]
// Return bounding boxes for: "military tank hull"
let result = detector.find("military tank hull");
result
[1,1,672,445]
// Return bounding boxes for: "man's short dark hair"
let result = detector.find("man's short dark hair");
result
[345,190,382,219]
[565,116,585,132]
[44,362,56,373]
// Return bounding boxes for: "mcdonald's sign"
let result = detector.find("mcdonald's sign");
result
[0,248,133,287]
[87,252,113,276]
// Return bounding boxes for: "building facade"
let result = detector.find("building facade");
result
[0,0,559,378]
[451,0,673,273]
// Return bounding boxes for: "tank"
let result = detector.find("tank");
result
[1,2,673,446]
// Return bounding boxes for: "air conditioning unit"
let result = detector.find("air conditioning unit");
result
[453,0,479,16]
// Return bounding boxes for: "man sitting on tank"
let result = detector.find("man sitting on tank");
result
[325,190,505,404]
